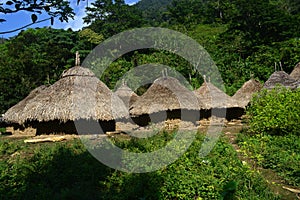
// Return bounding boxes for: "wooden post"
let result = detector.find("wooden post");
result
[75,51,80,66]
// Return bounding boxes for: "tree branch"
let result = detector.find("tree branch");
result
[0,17,53,35]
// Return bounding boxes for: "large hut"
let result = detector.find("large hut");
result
[193,78,242,120]
[232,79,262,108]
[129,76,202,126]
[290,62,300,80]
[4,53,127,135]
[263,71,297,90]
[114,80,138,109]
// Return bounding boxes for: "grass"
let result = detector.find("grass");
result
[0,131,280,200]
[236,132,300,187]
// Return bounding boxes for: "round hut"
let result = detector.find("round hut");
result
[264,71,297,90]
[232,79,262,108]
[290,62,300,80]
[114,80,138,109]
[129,76,202,126]
[4,53,127,135]
[193,78,242,120]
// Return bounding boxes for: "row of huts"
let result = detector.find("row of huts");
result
[2,59,300,135]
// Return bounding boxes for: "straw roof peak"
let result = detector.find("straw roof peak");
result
[290,62,300,80]
[115,81,138,108]
[130,76,202,116]
[232,79,262,108]
[61,66,96,78]
[264,71,296,89]
[194,81,239,109]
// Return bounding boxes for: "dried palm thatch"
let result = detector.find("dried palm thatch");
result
[114,81,138,109]
[264,71,297,89]
[194,81,239,109]
[232,79,262,108]
[290,62,300,80]
[4,66,127,125]
[130,76,202,117]
[3,85,47,123]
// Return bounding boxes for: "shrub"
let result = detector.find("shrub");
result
[246,87,300,135]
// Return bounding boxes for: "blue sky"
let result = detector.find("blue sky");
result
[0,0,139,38]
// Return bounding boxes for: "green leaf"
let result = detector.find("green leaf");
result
[31,14,37,23]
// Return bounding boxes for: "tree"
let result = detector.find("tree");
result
[0,0,85,34]
[134,0,172,26]
[84,0,145,38]
[224,0,297,54]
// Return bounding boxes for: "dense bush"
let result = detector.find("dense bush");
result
[246,87,300,135]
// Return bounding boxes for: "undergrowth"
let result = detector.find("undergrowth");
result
[0,132,279,200]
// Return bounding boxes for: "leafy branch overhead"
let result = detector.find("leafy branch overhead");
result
[0,0,84,24]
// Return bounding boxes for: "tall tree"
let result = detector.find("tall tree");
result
[224,0,297,54]
[84,0,145,38]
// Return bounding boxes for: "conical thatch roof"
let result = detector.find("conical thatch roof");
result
[232,79,262,108]
[263,71,297,89]
[114,81,138,108]
[194,81,239,109]
[290,62,300,80]
[130,76,202,116]
[4,66,127,124]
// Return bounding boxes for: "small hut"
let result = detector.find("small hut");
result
[264,71,297,90]
[290,62,300,80]
[4,52,127,135]
[232,79,262,108]
[130,76,202,126]
[114,80,138,109]
[194,78,242,120]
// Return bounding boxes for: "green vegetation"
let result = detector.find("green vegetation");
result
[0,0,299,199]
[237,133,300,187]
[246,87,300,136]
[0,133,279,199]
[236,87,300,188]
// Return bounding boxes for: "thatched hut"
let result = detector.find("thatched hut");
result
[4,63,127,135]
[290,62,300,80]
[194,79,242,120]
[264,71,297,90]
[130,76,202,126]
[232,79,262,108]
[114,80,138,109]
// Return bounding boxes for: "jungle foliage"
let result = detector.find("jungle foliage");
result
[0,0,299,112]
